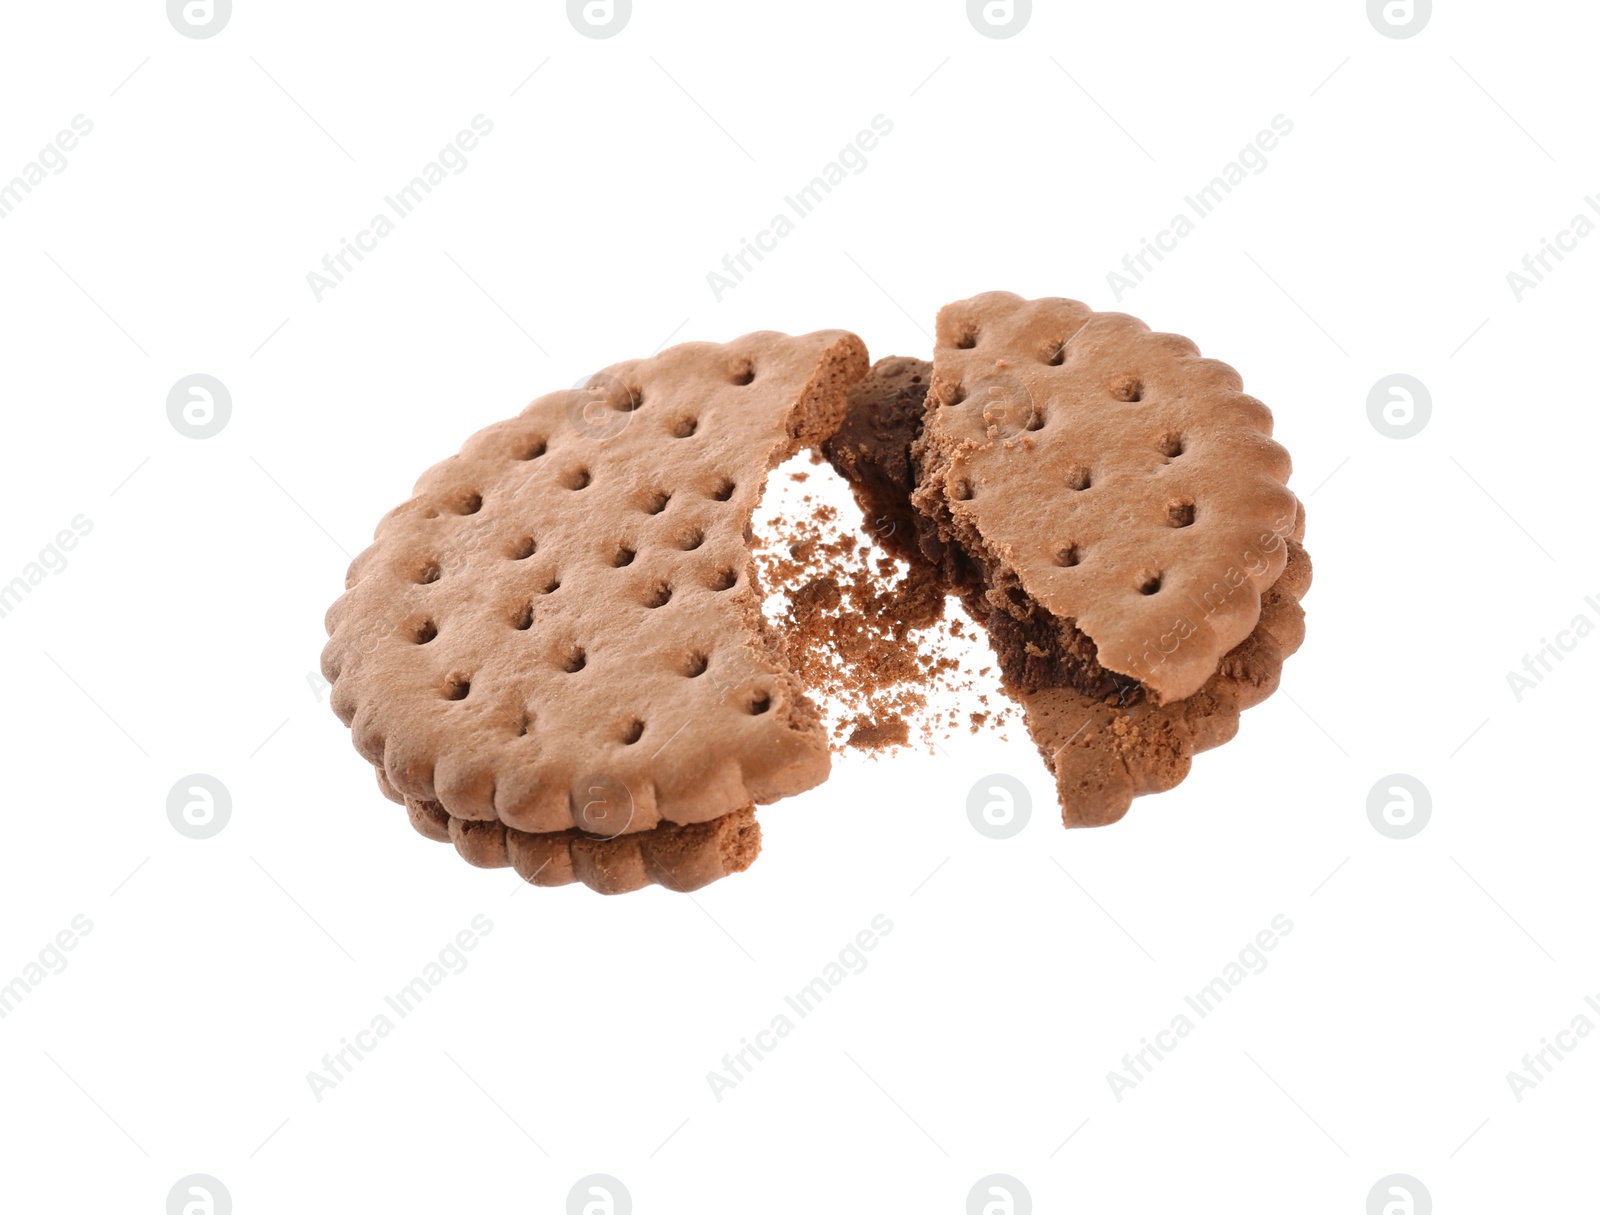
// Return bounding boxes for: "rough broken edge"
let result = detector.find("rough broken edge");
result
[825,355,1312,829]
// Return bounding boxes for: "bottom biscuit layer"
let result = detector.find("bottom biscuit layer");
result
[375,766,760,895]
[1019,556,1308,827]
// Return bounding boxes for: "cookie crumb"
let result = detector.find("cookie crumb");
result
[847,715,909,750]
[752,447,1015,754]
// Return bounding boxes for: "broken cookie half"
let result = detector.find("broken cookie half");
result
[826,292,1310,827]
[323,329,868,893]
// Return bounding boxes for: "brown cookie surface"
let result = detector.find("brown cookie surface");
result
[913,292,1298,704]
[323,329,869,838]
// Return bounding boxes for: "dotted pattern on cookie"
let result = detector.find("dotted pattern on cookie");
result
[322,330,868,836]
[915,292,1298,703]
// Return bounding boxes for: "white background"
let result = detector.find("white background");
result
[1,1,1596,1211]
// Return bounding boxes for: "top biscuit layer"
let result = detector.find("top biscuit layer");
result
[322,329,869,835]
[916,292,1296,703]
